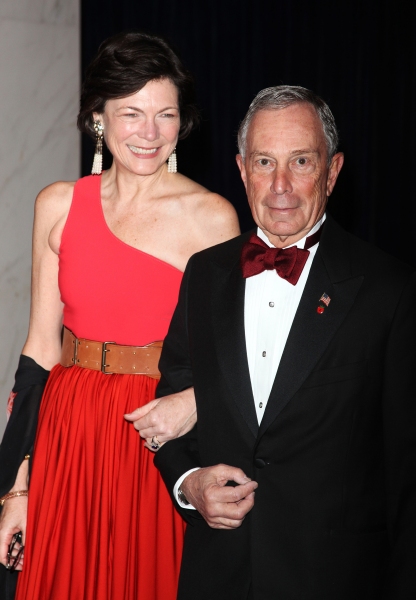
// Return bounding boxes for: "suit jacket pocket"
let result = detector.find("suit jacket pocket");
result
[301,360,367,389]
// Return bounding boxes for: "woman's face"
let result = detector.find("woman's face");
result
[94,78,180,176]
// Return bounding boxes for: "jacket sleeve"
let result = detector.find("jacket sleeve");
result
[156,255,195,398]
[382,271,416,598]
[154,256,202,521]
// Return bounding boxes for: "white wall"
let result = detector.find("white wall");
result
[0,0,80,436]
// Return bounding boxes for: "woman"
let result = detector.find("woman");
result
[0,31,239,599]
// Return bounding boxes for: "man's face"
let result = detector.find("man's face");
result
[236,104,344,248]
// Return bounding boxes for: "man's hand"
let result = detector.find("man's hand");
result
[181,464,257,529]
[124,387,197,451]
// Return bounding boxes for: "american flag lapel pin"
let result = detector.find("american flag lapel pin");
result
[317,292,331,314]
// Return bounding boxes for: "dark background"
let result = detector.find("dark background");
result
[81,0,416,266]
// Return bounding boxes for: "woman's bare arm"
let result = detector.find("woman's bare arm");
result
[22,182,74,368]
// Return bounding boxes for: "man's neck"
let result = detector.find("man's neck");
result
[258,214,326,249]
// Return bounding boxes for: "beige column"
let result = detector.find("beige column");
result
[0,0,80,436]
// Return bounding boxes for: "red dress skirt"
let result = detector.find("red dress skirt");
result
[16,365,185,599]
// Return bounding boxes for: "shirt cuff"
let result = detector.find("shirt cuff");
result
[173,467,200,509]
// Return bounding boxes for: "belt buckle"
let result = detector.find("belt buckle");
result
[72,336,78,365]
[101,341,115,374]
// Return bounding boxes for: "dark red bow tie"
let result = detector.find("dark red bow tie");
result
[241,225,323,285]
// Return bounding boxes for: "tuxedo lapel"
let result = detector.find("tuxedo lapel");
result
[210,233,259,438]
[258,217,364,437]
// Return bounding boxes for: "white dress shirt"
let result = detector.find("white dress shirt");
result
[245,216,324,423]
[174,215,325,506]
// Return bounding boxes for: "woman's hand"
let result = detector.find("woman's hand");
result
[0,458,29,570]
[0,496,27,571]
[124,387,196,451]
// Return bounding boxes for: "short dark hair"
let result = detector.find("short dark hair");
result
[238,85,339,164]
[77,31,199,140]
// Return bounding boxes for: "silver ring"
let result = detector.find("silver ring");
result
[151,436,161,450]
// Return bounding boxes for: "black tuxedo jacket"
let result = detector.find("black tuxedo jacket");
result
[155,216,416,600]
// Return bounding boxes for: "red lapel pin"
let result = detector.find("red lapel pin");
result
[317,293,331,314]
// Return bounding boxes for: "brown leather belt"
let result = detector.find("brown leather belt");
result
[60,327,162,378]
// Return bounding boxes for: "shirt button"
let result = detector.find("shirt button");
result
[259,402,263,408]
[262,351,266,357]
[269,302,274,307]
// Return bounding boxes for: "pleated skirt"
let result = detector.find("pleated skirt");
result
[15,364,185,600]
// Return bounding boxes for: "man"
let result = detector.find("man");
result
[154,86,416,599]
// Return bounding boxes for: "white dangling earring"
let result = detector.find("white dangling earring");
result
[91,120,104,175]
[167,148,177,173]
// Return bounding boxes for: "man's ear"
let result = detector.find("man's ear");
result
[327,152,344,196]
[236,154,248,190]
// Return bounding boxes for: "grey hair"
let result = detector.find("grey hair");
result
[237,85,339,164]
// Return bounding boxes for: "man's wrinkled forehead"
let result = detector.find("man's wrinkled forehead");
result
[244,105,327,158]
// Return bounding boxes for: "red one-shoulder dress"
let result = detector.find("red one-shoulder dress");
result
[15,175,185,600]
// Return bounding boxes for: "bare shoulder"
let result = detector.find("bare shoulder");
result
[193,189,240,246]
[35,180,75,219]
[174,175,240,245]
[199,189,237,218]
[34,181,76,253]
